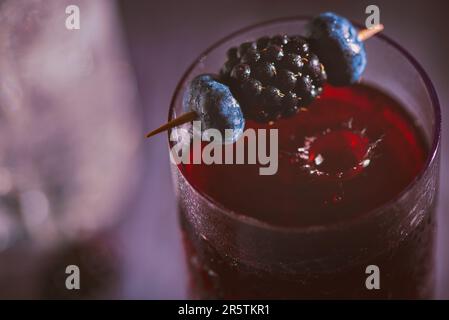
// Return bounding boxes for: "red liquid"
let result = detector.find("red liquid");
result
[177,84,435,299]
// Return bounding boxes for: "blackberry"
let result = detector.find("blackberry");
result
[221,35,326,122]
[276,69,297,91]
[253,61,277,83]
[256,36,270,49]
[238,42,257,57]
[262,86,283,110]
[271,34,289,46]
[285,36,309,55]
[283,92,300,116]
[261,45,284,62]
[230,63,251,81]
[240,78,263,99]
[280,53,303,73]
[304,53,327,86]
[241,49,261,64]
[227,47,239,61]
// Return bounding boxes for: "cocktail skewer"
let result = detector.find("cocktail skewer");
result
[145,24,384,139]
[358,24,384,41]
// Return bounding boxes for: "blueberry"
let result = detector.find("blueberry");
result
[306,12,367,86]
[183,74,245,143]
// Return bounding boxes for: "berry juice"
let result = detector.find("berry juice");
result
[175,83,436,299]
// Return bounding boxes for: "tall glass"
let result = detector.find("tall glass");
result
[168,17,441,299]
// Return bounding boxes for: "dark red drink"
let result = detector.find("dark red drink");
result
[169,18,440,299]
[177,84,435,299]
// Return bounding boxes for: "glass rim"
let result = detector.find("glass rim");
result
[168,15,441,234]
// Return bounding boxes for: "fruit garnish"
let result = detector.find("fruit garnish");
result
[145,13,383,141]
[182,74,245,143]
[307,12,369,86]
[220,35,326,122]
[146,74,245,144]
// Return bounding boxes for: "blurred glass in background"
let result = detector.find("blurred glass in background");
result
[0,0,142,298]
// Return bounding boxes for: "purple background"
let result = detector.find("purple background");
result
[117,0,449,298]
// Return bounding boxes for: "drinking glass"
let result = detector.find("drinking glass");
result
[168,17,441,299]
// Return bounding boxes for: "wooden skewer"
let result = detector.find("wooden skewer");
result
[145,25,384,139]
[145,111,197,138]
[358,24,384,41]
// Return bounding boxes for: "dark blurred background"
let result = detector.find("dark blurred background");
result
[0,0,447,299]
